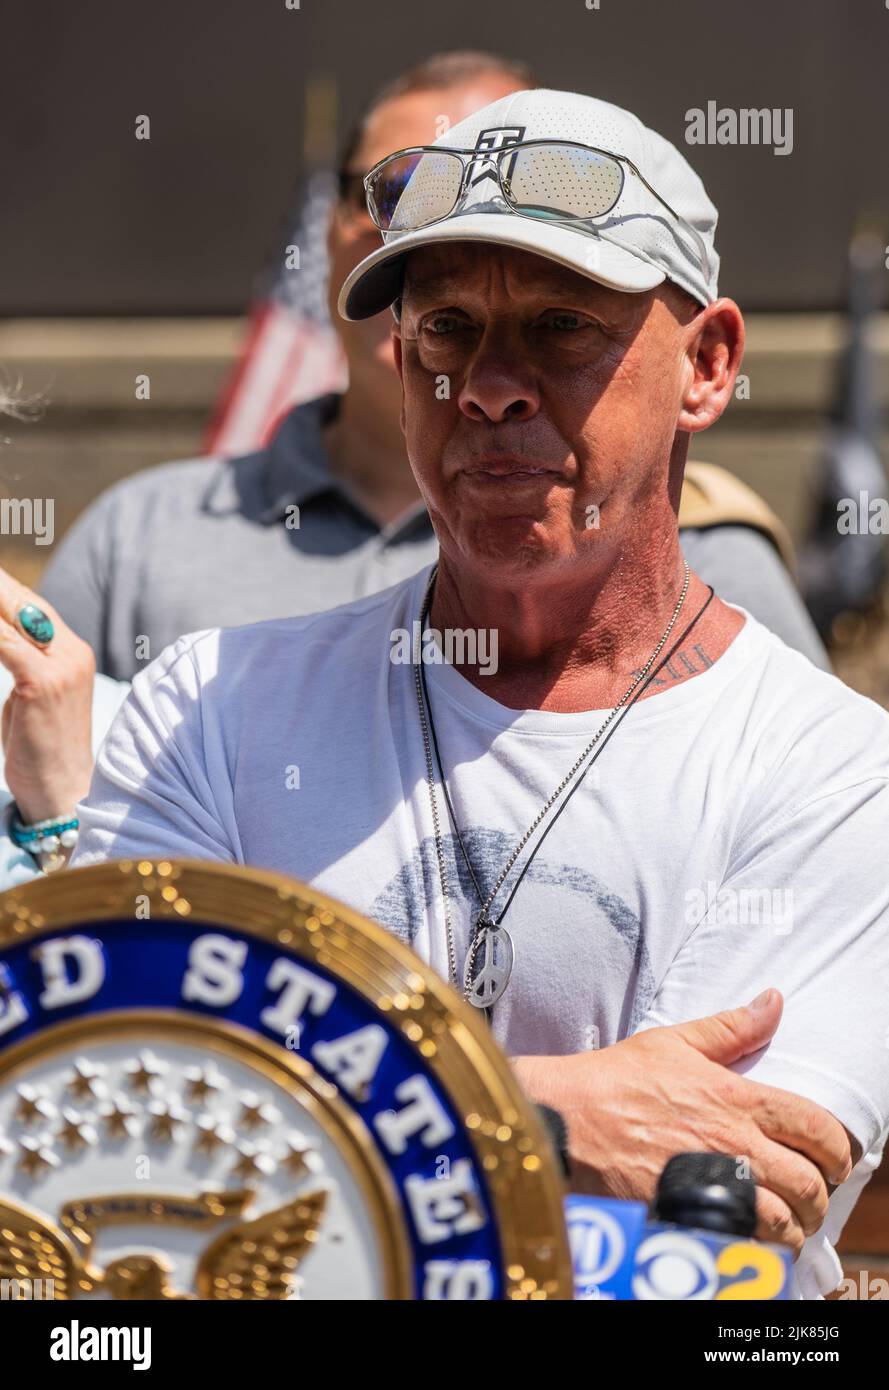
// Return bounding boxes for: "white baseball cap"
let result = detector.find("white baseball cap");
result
[339,88,720,321]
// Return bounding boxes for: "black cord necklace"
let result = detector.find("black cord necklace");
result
[415,563,715,1017]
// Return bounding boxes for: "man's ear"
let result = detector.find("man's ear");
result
[677,298,745,434]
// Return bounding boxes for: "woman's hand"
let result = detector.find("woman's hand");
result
[0,567,95,824]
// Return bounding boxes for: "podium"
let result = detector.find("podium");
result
[0,859,571,1300]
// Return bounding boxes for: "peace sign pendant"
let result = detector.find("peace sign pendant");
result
[463,915,514,1009]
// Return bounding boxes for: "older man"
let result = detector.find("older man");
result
[71,90,889,1299]
[39,51,826,680]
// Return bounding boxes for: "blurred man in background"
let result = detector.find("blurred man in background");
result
[39,53,532,677]
[38,51,827,681]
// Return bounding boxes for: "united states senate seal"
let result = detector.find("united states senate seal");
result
[0,860,571,1300]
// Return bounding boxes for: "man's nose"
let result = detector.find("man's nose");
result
[457,334,540,424]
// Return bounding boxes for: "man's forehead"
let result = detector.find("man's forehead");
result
[403,243,633,306]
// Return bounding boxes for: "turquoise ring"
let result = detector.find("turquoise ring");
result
[18,603,55,646]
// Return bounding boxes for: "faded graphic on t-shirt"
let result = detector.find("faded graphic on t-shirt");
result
[369,825,657,1036]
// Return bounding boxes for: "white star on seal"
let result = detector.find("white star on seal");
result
[184,1065,226,1103]
[238,1090,282,1130]
[124,1051,168,1095]
[56,1108,98,1152]
[14,1084,57,1126]
[18,1135,61,1178]
[146,1098,189,1142]
[232,1141,277,1179]
[66,1058,107,1101]
[98,1092,140,1139]
[194,1115,236,1155]
[281,1133,322,1178]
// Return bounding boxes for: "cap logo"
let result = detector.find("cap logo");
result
[467,126,526,189]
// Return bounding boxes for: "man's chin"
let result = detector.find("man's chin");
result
[448,520,577,575]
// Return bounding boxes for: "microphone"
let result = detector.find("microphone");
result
[532,1101,787,1299]
[536,1103,571,1178]
[652,1152,757,1237]
[566,1151,791,1300]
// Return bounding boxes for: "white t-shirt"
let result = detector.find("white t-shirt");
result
[72,564,889,1299]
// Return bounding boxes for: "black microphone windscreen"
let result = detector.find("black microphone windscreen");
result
[535,1103,570,1178]
[653,1152,757,1237]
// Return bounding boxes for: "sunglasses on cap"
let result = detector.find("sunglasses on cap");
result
[363,139,711,282]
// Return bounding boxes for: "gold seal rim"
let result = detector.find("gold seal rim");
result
[0,859,572,1300]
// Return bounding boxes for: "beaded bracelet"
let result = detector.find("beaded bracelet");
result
[10,805,80,873]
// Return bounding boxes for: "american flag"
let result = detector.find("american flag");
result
[205,167,347,456]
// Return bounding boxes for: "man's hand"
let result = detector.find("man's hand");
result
[513,989,853,1258]
[0,568,95,824]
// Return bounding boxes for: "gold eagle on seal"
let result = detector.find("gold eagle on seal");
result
[0,1185,328,1300]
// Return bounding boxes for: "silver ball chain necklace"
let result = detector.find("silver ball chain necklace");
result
[413,558,715,1015]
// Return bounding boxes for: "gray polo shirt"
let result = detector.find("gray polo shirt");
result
[41,394,829,680]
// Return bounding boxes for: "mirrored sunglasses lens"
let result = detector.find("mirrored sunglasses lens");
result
[368,151,464,231]
[506,144,624,221]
